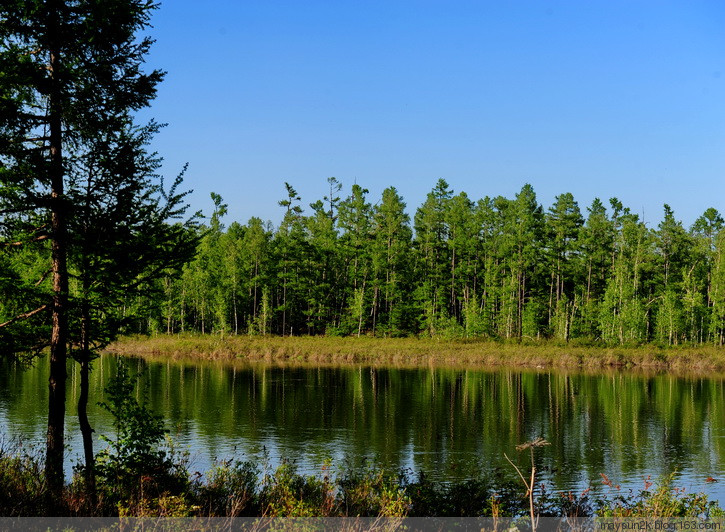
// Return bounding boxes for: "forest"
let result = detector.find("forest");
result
[121,178,725,346]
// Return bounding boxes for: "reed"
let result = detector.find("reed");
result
[109,334,725,375]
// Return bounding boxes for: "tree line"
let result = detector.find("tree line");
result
[137,178,725,346]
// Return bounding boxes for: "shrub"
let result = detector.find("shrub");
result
[0,441,47,516]
[260,460,338,517]
[94,362,189,511]
[597,473,723,519]
[195,459,259,516]
[338,467,410,517]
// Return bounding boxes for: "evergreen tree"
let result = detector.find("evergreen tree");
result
[274,183,306,335]
[0,0,194,495]
[578,198,615,338]
[371,187,413,335]
[243,217,272,333]
[503,184,545,339]
[305,198,340,333]
[654,205,692,344]
[710,229,725,344]
[338,184,373,334]
[445,192,477,324]
[545,192,584,339]
[414,179,453,334]
[67,125,197,494]
[599,206,653,343]
[692,208,724,342]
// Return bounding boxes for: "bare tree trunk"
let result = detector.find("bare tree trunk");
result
[180,299,184,332]
[46,4,68,501]
[79,299,96,504]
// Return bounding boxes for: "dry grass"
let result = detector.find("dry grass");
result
[107,334,725,375]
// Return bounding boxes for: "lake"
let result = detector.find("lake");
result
[1,354,724,503]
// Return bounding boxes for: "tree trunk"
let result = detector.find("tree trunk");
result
[180,287,185,332]
[79,299,96,504]
[46,5,68,500]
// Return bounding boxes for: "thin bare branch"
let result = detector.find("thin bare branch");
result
[515,437,550,451]
[0,304,49,328]
[2,234,49,246]
[504,452,529,489]
[35,268,52,287]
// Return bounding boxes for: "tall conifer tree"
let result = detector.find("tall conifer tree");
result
[0,0,196,497]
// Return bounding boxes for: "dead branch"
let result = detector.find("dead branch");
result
[2,234,49,246]
[22,47,43,57]
[0,304,48,328]
[35,268,52,287]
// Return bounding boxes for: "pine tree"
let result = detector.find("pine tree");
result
[414,179,453,335]
[692,208,724,342]
[274,183,306,335]
[0,0,194,496]
[338,184,373,334]
[503,185,545,339]
[710,229,725,344]
[654,205,692,344]
[243,217,272,332]
[67,126,197,495]
[371,187,413,335]
[445,192,477,323]
[545,193,583,340]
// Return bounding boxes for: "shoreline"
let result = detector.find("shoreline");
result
[108,334,725,376]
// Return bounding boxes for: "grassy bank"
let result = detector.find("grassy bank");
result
[108,334,725,374]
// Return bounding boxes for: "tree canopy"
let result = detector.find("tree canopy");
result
[144,181,725,347]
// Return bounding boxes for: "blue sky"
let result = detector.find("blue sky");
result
[139,0,724,228]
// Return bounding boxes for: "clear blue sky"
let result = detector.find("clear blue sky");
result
[139,0,724,228]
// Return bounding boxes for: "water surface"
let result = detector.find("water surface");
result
[1,354,723,502]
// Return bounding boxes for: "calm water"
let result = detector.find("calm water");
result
[1,354,724,502]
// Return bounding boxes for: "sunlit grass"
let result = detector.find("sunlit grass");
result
[109,334,725,374]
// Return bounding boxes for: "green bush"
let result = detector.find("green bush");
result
[338,466,410,517]
[597,473,724,519]
[260,460,338,517]
[94,362,189,510]
[0,442,47,516]
[195,459,259,516]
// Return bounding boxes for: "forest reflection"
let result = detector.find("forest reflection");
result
[1,355,723,498]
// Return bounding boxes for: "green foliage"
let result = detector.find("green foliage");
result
[195,459,259,516]
[0,0,200,494]
[94,362,188,506]
[45,175,725,347]
[338,466,411,517]
[261,461,338,517]
[597,473,723,519]
[462,294,488,337]
[1,440,723,518]
[404,472,525,517]
[0,442,47,516]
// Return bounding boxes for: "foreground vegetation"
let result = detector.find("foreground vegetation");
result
[111,334,725,374]
[1,446,722,519]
